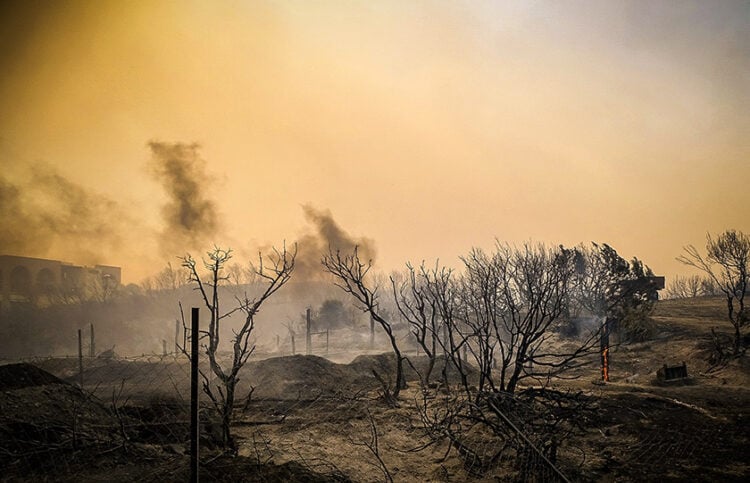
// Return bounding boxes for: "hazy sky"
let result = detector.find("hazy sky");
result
[1,0,748,283]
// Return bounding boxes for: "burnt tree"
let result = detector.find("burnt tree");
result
[181,244,295,451]
[392,262,443,387]
[459,242,598,395]
[323,246,406,402]
[678,229,749,355]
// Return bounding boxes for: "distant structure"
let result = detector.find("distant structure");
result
[0,255,121,310]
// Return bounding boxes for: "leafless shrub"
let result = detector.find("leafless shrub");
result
[349,408,394,483]
[678,229,749,354]
[413,385,589,481]
[323,246,406,402]
[392,262,444,387]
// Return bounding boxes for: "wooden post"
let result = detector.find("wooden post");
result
[78,329,84,388]
[175,319,180,354]
[162,339,167,357]
[370,314,375,349]
[325,329,329,356]
[306,308,312,355]
[89,323,95,358]
[276,334,280,351]
[190,308,200,483]
[291,333,296,355]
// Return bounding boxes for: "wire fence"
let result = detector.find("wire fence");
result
[0,347,583,482]
[1,337,744,482]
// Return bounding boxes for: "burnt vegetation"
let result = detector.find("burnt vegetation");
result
[1,232,748,481]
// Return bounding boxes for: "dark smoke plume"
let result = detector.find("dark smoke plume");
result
[295,204,377,280]
[0,165,129,264]
[148,142,220,256]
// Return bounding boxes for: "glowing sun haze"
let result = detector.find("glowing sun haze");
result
[1,0,748,283]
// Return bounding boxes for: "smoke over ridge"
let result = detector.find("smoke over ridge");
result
[148,142,220,256]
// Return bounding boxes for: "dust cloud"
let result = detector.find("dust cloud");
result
[147,141,220,257]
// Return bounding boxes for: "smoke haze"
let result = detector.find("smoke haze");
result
[0,165,131,265]
[0,1,746,282]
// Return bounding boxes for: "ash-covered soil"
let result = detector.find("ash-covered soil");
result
[1,296,748,482]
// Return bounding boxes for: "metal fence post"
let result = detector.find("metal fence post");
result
[191,307,200,483]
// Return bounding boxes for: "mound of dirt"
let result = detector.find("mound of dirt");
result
[0,365,122,476]
[71,358,189,386]
[243,355,359,400]
[0,363,67,391]
[239,353,480,401]
[348,353,398,384]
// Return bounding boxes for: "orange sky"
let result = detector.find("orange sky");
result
[1,0,748,283]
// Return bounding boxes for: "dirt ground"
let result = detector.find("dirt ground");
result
[1,296,748,482]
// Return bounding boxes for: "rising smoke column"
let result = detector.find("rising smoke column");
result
[148,142,220,256]
[295,204,377,280]
[0,165,130,264]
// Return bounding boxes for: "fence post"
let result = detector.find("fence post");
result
[175,319,180,355]
[190,308,200,483]
[90,323,95,358]
[77,329,83,388]
[162,339,167,357]
[326,329,329,356]
[370,314,375,349]
[306,308,312,355]
[291,333,296,355]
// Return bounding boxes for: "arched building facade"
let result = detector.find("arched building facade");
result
[0,255,121,309]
